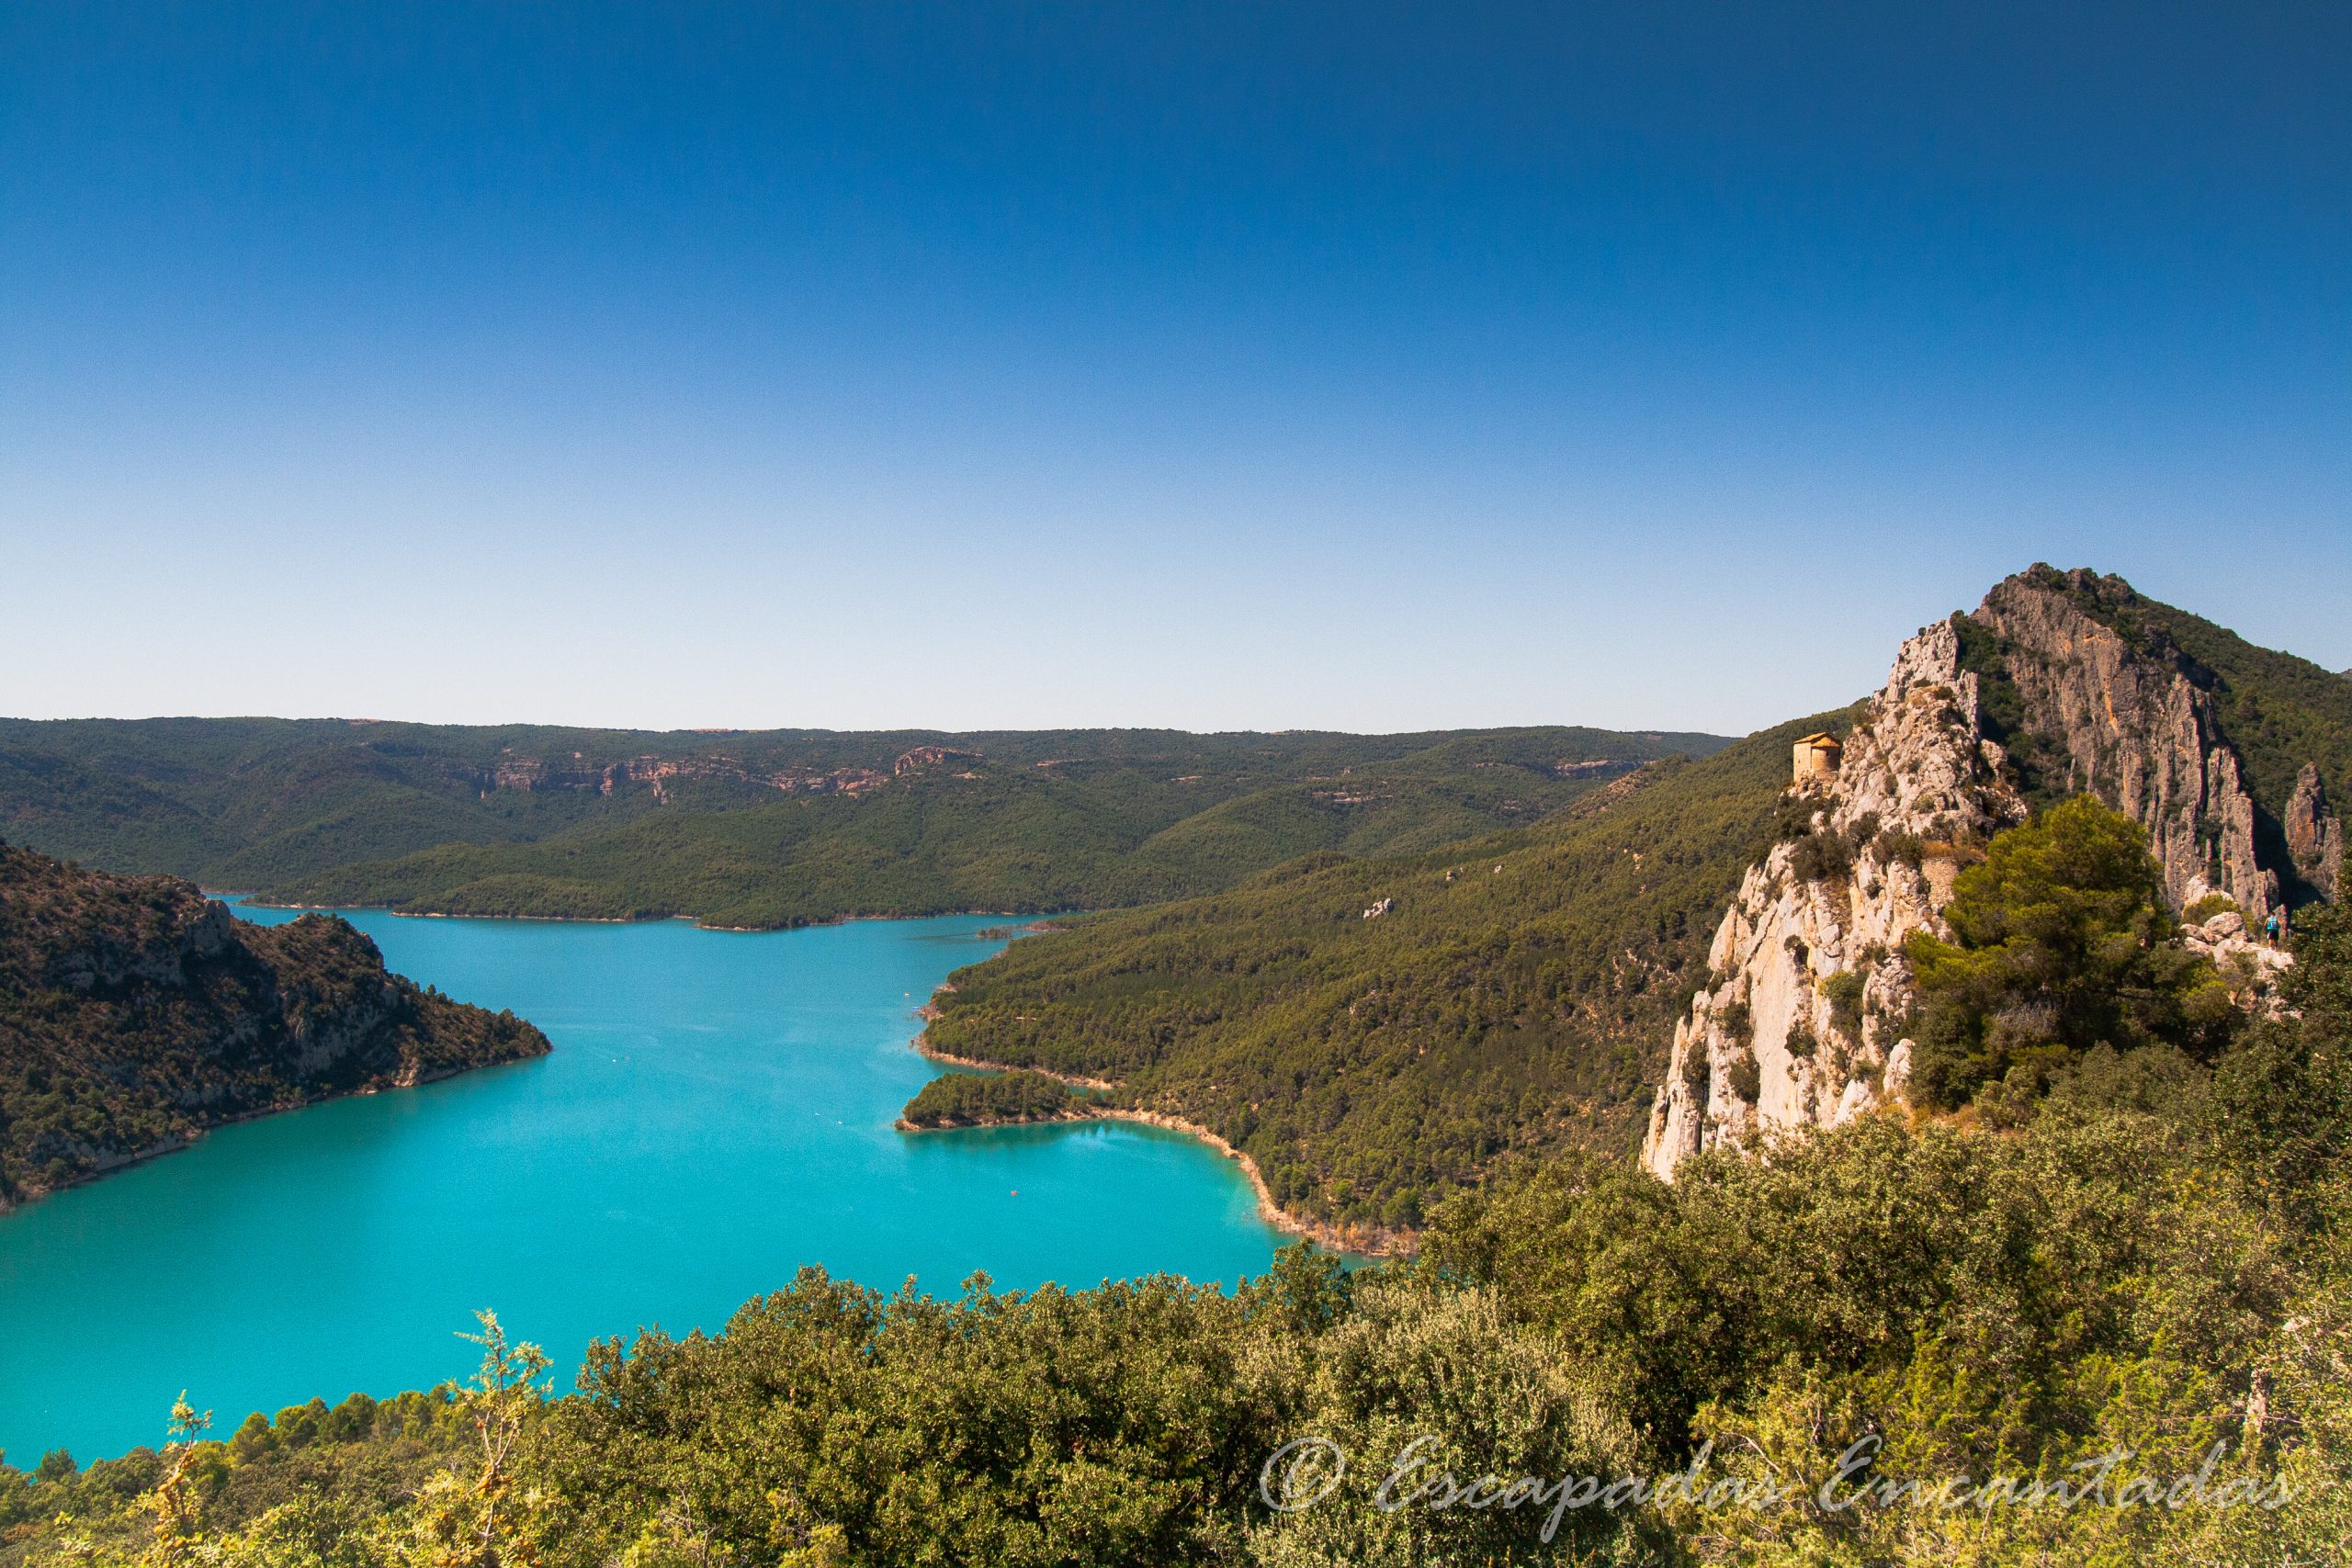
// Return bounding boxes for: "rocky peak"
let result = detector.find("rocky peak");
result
[1642,619,2027,1179]
[1642,567,2329,1181]
[1971,568,2278,919]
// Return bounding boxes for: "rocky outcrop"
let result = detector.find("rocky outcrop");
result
[2285,763,2343,901]
[1643,620,2027,1179]
[1643,567,2329,1181]
[893,745,982,775]
[1973,570,2278,919]
[2178,907,2292,1010]
[482,751,890,800]
[1,840,549,1205]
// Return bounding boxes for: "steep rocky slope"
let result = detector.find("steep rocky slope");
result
[1644,566,2335,1178]
[2286,763,2343,899]
[0,840,548,1205]
[1971,571,2276,914]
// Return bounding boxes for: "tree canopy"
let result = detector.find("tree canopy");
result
[1903,795,2238,1108]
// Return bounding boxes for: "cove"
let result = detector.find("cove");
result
[0,908,1283,1463]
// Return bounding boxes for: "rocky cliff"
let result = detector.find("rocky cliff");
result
[0,840,549,1205]
[1643,568,2328,1179]
[1969,571,2283,918]
[484,751,893,800]
[2285,763,2343,900]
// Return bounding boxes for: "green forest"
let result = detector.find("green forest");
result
[0,722,1724,930]
[899,1068,1090,1129]
[8,885,2349,1564]
[922,713,1855,1237]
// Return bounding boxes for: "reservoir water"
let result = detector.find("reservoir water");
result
[0,908,1283,1463]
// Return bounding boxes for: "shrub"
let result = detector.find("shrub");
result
[1680,1042,1712,1102]
[1871,827,1927,867]
[2184,892,2244,925]
[1770,797,1824,843]
[1818,969,1866,1040]
[1724,1047,1761,1103]
[1789,829,1856,883]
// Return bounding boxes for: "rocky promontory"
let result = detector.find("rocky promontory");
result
[1643,566,2337,1179]
[897,1067,1095,1129]
[0,839,549,1206]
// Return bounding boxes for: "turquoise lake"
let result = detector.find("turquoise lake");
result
[0,908,1283,1464]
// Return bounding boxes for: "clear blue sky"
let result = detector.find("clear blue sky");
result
[3,2,2346,735]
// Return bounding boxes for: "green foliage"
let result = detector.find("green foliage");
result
[925,713,1859,1233]
[143,1393,212,1564]
[0,720,1728,929]
[1428,1111,2299,1503]
[1723,1046,1761,1102]
[0,1387,481,1564]
[900,1068,1086,1128]
[2183,892,2243,924]
[1869,825,1926,867]
[1816,968,1865,1041]
[2206,902,2352,1237]
[1679,1037,1712,1101]
[1786,828,1854,883]
[1902,796,2237,1109]
[401,1310,553,1565]
[0,841,548,1204]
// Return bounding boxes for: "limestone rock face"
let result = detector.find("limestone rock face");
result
[1642,621,2027,1180]
[1973,572,2278,918]
[1643,568,2329,1182]
[2285,762,2343,901]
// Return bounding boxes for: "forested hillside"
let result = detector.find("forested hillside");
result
[0,721,1725,928]
[919,570,2352,1242]
[0,841,547,1205]
[924,713,1853,1242]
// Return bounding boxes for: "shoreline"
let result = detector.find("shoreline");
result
[0,1051,547,1216]
[214,893,1067,936]
[910,1032,1414,1258]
